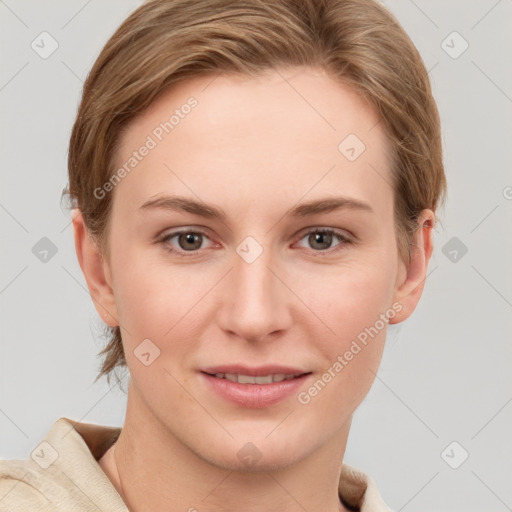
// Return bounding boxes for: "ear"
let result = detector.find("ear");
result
[71,209,119,327]
[389,209,435,324]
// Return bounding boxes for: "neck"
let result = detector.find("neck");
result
[100,383,353,512]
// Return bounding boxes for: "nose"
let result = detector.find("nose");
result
[217,242,293,343]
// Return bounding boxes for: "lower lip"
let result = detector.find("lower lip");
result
[201,372,311,408]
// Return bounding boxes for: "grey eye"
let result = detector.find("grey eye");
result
[176,232,204,251]
[307,231,334,251]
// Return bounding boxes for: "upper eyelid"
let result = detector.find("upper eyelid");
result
[294,228,353,248]
[160,227,215,243]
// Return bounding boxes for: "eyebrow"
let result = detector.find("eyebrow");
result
[139,194,373,220]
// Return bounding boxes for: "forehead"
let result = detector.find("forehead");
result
[112,66,393,219]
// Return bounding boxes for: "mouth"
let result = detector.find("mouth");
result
[200,365,312,408]
[203,372,308,384]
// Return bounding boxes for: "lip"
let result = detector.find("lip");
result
[200,365,312,408]
[201,364,308,377]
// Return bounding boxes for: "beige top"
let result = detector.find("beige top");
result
[0,417,393,511]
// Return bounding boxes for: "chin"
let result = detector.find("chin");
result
[198,445,306,474]
[187,427,318,474]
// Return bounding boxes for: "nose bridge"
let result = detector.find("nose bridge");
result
[219,238,290,340]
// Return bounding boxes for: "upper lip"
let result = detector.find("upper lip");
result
[201,365,309,377]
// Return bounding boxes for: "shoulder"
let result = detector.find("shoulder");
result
[0,417,126,512]
[0,456,58,510]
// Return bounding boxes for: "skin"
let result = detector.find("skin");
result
[73,66,434,511]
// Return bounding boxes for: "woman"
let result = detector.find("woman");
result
[0,0,445,510]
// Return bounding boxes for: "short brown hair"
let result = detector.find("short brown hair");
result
[65,0,446,384]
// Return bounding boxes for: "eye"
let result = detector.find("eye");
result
[295,228,352,254]
[160,229,214,256]
[159,227,353,258]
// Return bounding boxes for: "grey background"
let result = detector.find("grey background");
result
[1,1,511,510]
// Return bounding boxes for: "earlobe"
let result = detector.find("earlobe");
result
[71,209,119,327]
[389,209,435,325]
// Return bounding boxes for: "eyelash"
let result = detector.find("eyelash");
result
[159,228,353,258]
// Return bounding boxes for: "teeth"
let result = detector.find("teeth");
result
[213,373,297,384]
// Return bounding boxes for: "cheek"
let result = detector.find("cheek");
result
[110,245,221,369]
[296,268,394,414]
[117,275,196,341]
[300,255,397,342]
[112,261,204,398]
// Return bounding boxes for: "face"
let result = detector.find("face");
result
[79,66,429,471]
